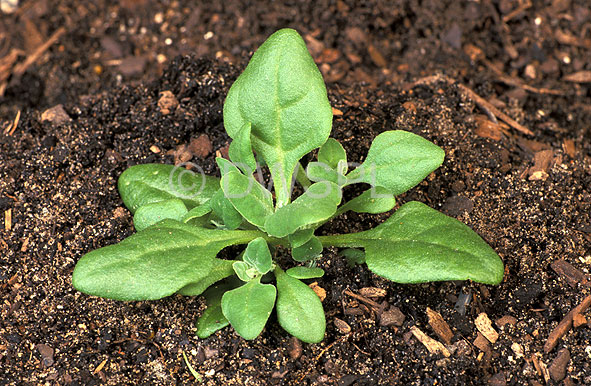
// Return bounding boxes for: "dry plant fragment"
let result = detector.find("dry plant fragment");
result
[410,326,450,357]
[475,313,499,344]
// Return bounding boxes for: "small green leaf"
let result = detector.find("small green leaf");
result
[118,163,219,213]
[339,248,366,267]
[72,220,262,300]
[321,201,504,285]
[177,259,235,296]
[318,138,347,172]
[292,236,323,262]
[233,261,256,282]
[286,266,325,279]
[223,28,333,207]
[306,162,340,184]
[182,204,212,223]
[133,198,188,231]
[288,229,314,248]
[216,157,241,176]
[221,278,277,340]
[196,283,232,338]
[243,238,273,275]
[210,189,243,230]
[221,171,273,230]
[228,122,257,174]
[275,267,325,343]
[346,131,445,196]
[337,187,396,215]
[265,182,342,238]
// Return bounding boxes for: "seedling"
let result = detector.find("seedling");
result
[72,29,504,343]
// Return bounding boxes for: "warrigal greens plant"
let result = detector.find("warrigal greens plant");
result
[72,28,504,343]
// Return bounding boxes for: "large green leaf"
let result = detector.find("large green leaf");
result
[177,258,236,296]
[118,163,220,213]
[275,268,325,343]
[265,182,342,238]
[220,171,273,230]
[319,201,504,285]
[223,28,333,207]
[346,131,445,196]
[72,220,262,300]
[133,198,188,231]
[221,278,277,340]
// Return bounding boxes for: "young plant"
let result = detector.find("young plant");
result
[72,29,504,343]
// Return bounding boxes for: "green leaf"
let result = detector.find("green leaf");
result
[216,157,241,176]
[220,171,273,230]
[339,248,366,267]
[182,204,212,223]
[177,258,235,296]
[196,283,232,338]
[210,189,243,230]
[243,238,273,275]
[221,278,277,340]
[228,122,257,174]
[118,163,219,213]
[346,131,445,196]
[306,162,340,184]
[288,229,314,248]
[337,187,396,215]
[233,261,256,282]
[275,267,325,343]
[265,182,342,238]
[72,220,263,300]
[292,236,323,262]
[286,266,325,279]
[133,198,188,231]
[321,201,504,285]
[223,28,333,208]
[318,138,347,172]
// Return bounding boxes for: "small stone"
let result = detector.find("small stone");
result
[435,358,450,367]
[41,105,71,125]
[511,342,524,358]
[149,145,161,154]
[441,196,474,217]
[287,337,302,360]
[450,340,472,356]
[573,312,587,328]
[158,90,178,115]
[188,134,212,159]
[548,348,570,382]
[36,344,54,367]
[334,318,351,334]
[524,64,537,79]
[379,306,405,327]
[495,315,518,329]
[203,347,218,359]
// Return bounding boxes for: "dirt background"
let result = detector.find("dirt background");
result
[1,0,591,385]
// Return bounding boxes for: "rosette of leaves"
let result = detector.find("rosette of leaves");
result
[72,28,504,343]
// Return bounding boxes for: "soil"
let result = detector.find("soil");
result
[1,0,591,385]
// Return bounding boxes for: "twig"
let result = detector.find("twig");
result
[544,295,591,353]
[5,110,20,136]
[343,288,381,311]
[482,58,566,96]
[409,74,534,136]
[502,0,532,23]
[12,27,65,77]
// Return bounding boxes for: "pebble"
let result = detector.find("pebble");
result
[379,306,405,327]
[334,318,351,334]
[548,348,570,382]
[41,105,71,125]
[287,337,302,360]
[36,344,54,367]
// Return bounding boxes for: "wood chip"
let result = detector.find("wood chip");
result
[544,295,591,353]
[475,313,499,344]
[287,337,302,360]
[309,282,326,302]
[4,209,11,231]
[550,259,590,288]
[426,308,454,345]
[410,326,450,357]
[473,115,504,141]
[93,359,108,375]
[495,315,518,329]
[562,139,576,158]
[359,287,387,298]
[548,348,570,382]
[572,312,587,328]
[379,306,405,327]
[528,150,554,181]
[564,71,591,83]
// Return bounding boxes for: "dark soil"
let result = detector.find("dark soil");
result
[1,1,591,385]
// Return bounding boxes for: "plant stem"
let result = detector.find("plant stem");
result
[295,162,312,189]
[317,233,365,248]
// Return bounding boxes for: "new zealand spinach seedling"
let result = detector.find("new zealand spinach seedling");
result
[72,28,504,343]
